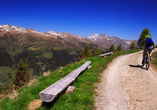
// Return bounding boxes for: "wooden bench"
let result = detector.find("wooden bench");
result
[39,61,91,102]
[99,52,113,58]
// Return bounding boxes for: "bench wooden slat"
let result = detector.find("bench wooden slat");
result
[99,52,113,58]
[39,61,91,102]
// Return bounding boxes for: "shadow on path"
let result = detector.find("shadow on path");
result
[129,64,143,69]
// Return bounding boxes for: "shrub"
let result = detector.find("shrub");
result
[66,63,71,67]
[13,59,31,89]
[77,44,92,60]
[91,46,101,56]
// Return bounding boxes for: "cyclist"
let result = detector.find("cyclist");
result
[142,35,154,65]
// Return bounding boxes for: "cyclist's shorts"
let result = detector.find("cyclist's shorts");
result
[143,46,154,55]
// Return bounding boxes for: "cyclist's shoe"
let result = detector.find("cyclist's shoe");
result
[150,56,151,61]
[142,60,144,65]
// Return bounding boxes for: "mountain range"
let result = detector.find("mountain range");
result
[0,24,137,52]
[0,24,138,91]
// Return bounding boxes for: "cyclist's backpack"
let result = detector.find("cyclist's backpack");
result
[145,37,154,46]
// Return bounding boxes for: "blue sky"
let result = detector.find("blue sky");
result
[1,0,157,43]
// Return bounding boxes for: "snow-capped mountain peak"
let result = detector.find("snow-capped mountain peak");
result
[48,31,62,36]
[87,34,99,41]
[88,34,99,39]
[0,24,40,34]
[0,24,27,33]
[25,29,39,33]
[86,33,137,50]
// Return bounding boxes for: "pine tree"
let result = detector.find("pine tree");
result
[129,42,137,50]
[91,46,101,56]
[13,59,31,89]
[117,43,123,51]
[138,28,151,48]
[77,43,92,60]
[109,44,115,52]
[96,48,101,56]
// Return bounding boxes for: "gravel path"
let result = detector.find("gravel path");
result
[94,50,157,110]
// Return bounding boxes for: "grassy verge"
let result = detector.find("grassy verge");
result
[0,49,141,110]
[151,49,157,70]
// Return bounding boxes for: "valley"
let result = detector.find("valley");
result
[0,24,137,93]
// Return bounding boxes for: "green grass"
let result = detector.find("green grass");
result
[151,49,157,69]
[0,67,15,88]
[42,52,52,58]
[39,46,48,50]
[0,49,141,110]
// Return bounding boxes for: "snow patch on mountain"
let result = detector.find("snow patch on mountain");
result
[48,31,62,37]
[86,33,137,50]
[0,24,40,34]
[0,24,27,33]
[123,40,136,45]
[0,24,137,50]
[87,34,99,41]
[73,35,82,39]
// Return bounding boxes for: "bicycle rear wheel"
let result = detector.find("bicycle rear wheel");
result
[146,56,150,70]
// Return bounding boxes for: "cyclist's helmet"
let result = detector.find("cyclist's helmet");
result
[145,35,150,39]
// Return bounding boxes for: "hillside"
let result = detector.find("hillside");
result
[0,24,108,52]
[0,24,137,93]
[0,24,137,52]
[0,49,142,110]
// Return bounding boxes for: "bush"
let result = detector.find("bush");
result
[77,44,92,61]
[0,90,5,94]
[13,59,31,89]
[91,46,101,56]
[66,63,71,67]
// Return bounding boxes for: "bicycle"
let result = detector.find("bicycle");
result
[142,52,150,70]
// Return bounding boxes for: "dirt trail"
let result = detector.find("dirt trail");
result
[94,49,157,110]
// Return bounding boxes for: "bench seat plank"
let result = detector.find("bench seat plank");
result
[39,61,91,102]
[99,52,113,58]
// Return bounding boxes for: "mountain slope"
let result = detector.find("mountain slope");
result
[0,24,109,53]
[0,25,80,52]
[0,24,138,52]
[86,34,137,50]
[0,24,138,96]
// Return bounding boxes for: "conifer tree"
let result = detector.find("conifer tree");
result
[109,44,115,52]
[96,48,101,56]
[77,43,92,60]
[129,42,137,50]
[138,28,151,48]
[13,59,31,89]
[91,46,101,56]
[117,43,123,51]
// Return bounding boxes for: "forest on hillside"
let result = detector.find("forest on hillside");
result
[0,46,80,92]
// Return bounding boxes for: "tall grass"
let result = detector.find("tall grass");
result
[0,49,141,110]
